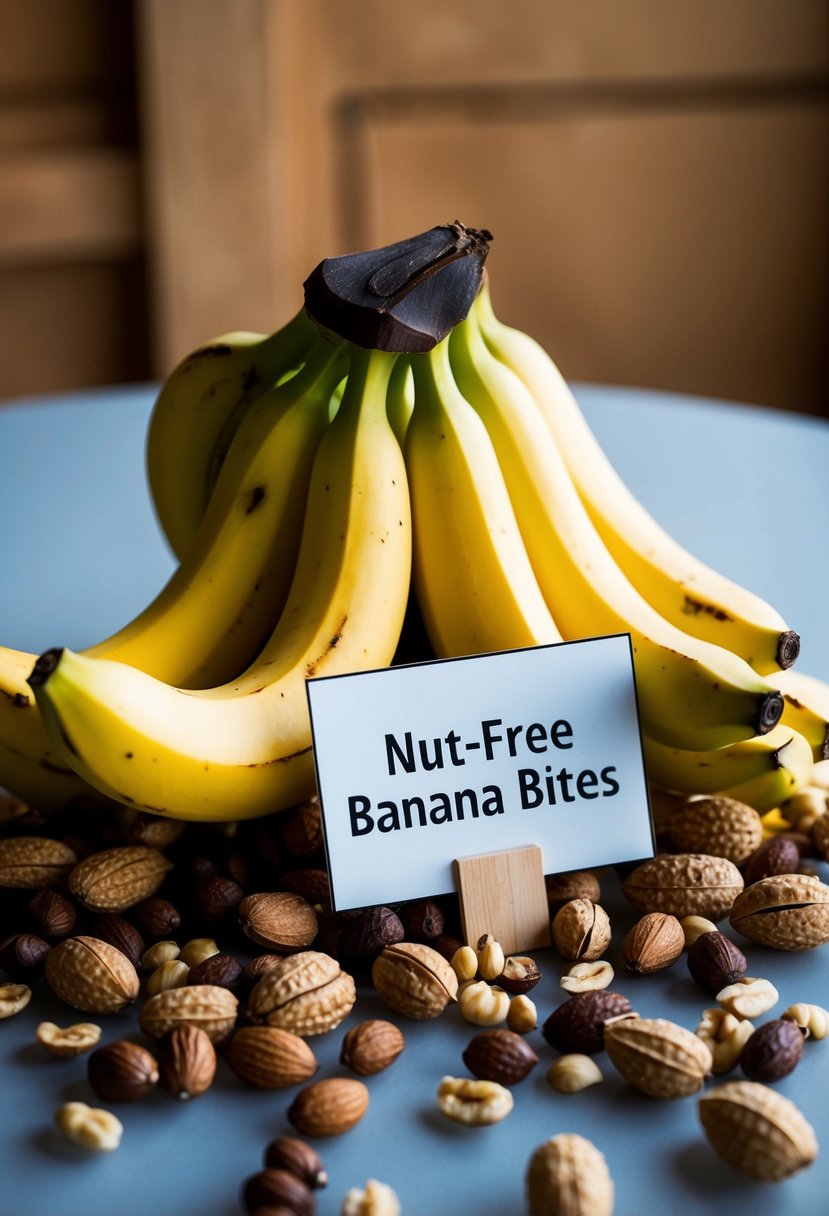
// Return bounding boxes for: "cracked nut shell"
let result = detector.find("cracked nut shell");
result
[729,873,829,950]
[371,941,458,1019]
[246,950,356,1036]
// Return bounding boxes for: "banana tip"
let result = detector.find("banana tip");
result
[776,630,801,671]
[28,647,64,687]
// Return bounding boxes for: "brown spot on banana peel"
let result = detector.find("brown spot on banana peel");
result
[245,485,266,514]
[681,595,732,623]
[305,618,347,678]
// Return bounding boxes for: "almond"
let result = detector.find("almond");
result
[157,1023,217,1099]
[622,912,685,976]
[224,1024,318,1088]
[238,890,319,952]
[287,1076,369,1137]
[340,1019,405,1076]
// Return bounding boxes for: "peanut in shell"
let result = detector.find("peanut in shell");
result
[729,873,829,950]
[622,853,743,921]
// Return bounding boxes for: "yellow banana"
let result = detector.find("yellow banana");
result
[406,336,561,658]
[476,284,798,676]
[0,334,346,809]
[27,346,412,822]
[448,310,783,752]
[146,308,316,559]
[642,723,813,812]
[763,667,829,762]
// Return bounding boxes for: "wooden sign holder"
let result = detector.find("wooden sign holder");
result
[454,844,551,957]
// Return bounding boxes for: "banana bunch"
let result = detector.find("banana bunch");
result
[4,235,826,823]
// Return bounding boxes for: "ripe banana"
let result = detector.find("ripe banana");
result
[405,336,561,658]
[0,333,346,808]
[642,723,814,812]
[764,668,829,762]
[448,310,783,752]
[146,307,316,559]
[28,346,412,822]
[475,284,799,676]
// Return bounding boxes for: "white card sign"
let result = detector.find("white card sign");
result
[306,634,655,912]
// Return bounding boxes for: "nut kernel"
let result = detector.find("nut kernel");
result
[476,933,505,981]
[782,1002,829,1040]
[342,1178,401,1216]
[717,976,779,1020]
[450,945,478,982]
[0,982,31,1018]
[458,980,510,1026]
[146,959,190,996]
[436,1075,513,1125]
[546,1054,603,1093]
[560,960,614,994]
[54,1101,123,1151]
[140,939,180,971]
[695,1009,754,1074]
[507,994,537,1033]
[178,937,220,967]
[36,1021,101,1057]
[681,915,719,947]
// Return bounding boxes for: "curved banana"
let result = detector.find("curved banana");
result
[405,336,561,658]
[448,311,783,751]
[146,307,316,559]
[0,334,346,809]
[642,723,814,811]
[475,284,798,676]
[27,346,412,822]
[764,668,829,762]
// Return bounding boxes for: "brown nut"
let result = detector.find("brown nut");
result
[264,1136,328,1189]
[552,898,611,962]
[462,1028,539,1085]
[241,1167,314,1216]
[526,1133,614,1216]
[666,796,763,864]
[742,836,802,885]
[238,891,319,953]
[605,1016,713,1098]
[186,953,243,991]
[87,1039,159,1103]
[68,846,173,913]
[45,936,139,1014]
[157,1023,217,1099]
[729,874,829,950]
[739,1019,805,1083]
[497,954,542,994]
[138,983,239,1043]
[287,1077,369,1138]
[340,1019,405,1076]
[0,835,77,888]
[132,896,182,940]
[0,932,51,981]
[246,950,356,1036]
[622,912,685,975]
[87,914,145,969]
[27,889,77,939]
[371,941,458,1019]
[687,930,748,994]
[337,906,405,967]
[698,1080,818,1180]
[542,990,635,1055]
[224,1025,319,1089]
[622,853,744,920]
[545,870,601,911]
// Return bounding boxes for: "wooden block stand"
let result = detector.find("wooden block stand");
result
[454,844,551,957]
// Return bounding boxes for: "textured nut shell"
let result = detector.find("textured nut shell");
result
[739,1019,804,1082]
[698,1080,818,1180]
[462,1028,539,1085]
[45,936,139,1013]
[138,983,238,1043]
[238,890,319,951]
[340,1019,405,1075]
[687,930,748,994]
[729,874,829,950]
[605,1016,713,1098]
[157,1023,217,1099]
[667,797,763,863]
[526,1133,614,1216]
[542,990,634,1055]
[552,899,611,962]
[288,1076,369,1137]
[0,835,77,888]
[246,950,356,1036]
[225,1025,318,1088]
[68,846,173,913]
[371,942,459,1019]
[622,912,685,975]
[622,853,744,920]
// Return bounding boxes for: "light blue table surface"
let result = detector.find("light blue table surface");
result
[0,381,828,1216]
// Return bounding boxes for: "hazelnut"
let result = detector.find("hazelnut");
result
[132,896,182,941]
[87,914,145,969]
[186,952,243,991]
[263,1136,328,1189]
[87,1039,159,1103]
[27,889,77,939]
[340,1019,405,1076]
[742,836,801,886]
[0,931,51,980]
[687,931,748,994]
[337,906,405,967]
[498,954,542,994]
[462,1028,539,1085]
[241,1168,314,1216]
[542,990,635,1055]
[739,1019,805,1082]
[397,898,446,941]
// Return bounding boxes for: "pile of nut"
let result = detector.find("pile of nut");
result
[1,770,829,1214]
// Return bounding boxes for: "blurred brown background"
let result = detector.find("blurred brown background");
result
[1,0,827,413]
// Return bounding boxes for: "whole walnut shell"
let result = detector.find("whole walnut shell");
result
[247,950,356,1036]
[552,899,611,962]
[371,942,458,1019]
